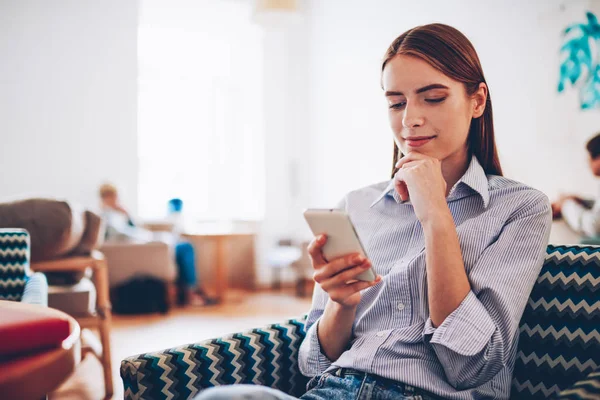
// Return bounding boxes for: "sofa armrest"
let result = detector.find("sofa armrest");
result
[101,241,176,287]
[121,316,308,400]
[556,368,600,399]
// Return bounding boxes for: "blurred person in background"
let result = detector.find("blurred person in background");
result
[99,183,215,306]
[551,133,600,242]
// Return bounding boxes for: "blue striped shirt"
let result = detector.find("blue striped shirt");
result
[298,156,552,399]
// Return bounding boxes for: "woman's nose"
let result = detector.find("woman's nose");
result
[402,104,425,128]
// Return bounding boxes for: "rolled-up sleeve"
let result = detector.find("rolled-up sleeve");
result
[423,193,552,390]
[298,284,332,376]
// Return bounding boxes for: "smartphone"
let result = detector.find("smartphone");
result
[303,208,376,282]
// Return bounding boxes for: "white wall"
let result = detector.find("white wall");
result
[242,0,600,283]
[0,0,138,212]
[301,0,600,210]
[255,5,314,284]
[3,0,599,284]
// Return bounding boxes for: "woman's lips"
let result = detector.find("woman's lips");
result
[404,136,435,147]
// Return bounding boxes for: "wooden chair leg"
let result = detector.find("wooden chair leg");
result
[99,317,113,398]
[93,254,114,399]
[166,282,178,309]
[272,267,282,291]
[295,277,304,297]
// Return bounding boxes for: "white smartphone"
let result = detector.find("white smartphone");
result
[303,208,376,282]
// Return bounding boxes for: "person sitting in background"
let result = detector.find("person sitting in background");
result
[552,133,600,240]
[99,183,215,306]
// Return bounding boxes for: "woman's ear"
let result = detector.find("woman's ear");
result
[472,82,487,118]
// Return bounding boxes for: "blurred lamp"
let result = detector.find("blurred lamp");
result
[253,0,300,29]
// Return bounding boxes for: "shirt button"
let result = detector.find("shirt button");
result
[376,331,386,337]
[397,302,405,311]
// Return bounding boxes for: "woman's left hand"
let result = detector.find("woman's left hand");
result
[394,152,449,223]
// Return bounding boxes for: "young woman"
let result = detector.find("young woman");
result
[197,22,551,400]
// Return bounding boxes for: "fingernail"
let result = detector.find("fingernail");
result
[353,255,363,263]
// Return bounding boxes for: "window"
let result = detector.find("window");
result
[138,0,264,220]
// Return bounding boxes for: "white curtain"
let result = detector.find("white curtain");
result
[138,0,265,221]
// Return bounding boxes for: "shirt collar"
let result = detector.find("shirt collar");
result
[369,156,490,208]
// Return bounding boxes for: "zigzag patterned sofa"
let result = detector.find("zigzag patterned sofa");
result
[0,228,48,305]
[121,244,600,399]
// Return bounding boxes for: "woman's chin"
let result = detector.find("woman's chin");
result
[401,147,435,157]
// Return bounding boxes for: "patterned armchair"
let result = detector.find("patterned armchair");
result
[0,229,47,305]
[121,244,600,400]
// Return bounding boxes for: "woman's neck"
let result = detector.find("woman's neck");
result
[441,150,471,196]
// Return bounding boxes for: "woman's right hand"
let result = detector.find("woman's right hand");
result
[308,234,382,308]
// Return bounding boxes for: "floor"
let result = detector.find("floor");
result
[49,289,312,400]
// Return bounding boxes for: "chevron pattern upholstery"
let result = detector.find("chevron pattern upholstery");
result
[512,244,600,399]
[121,317,308,399]
[0,229,28,301]
[0,228,47,305]
[121,245,600,400]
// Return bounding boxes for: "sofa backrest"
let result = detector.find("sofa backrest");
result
[512,244,600,398]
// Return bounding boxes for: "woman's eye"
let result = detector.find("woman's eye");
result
[425,97,446,103]
[389,102,406,109]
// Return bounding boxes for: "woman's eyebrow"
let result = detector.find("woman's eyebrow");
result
[385,83,450,97]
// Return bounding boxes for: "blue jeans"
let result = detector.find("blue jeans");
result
[175,241,197,287]
[194,368,437,400]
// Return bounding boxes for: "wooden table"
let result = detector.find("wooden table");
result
[0,301,81,400]
[181,223,256,303]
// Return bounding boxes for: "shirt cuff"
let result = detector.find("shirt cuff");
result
[305,318,333,374]
[423,291,496,356]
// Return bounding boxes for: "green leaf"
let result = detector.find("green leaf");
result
[558,11,600,109]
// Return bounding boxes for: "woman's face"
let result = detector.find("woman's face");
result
[102,193,118,208]
[382,54,486,167]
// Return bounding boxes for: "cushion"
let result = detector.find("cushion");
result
[70,210,106,255]
[48,276,96,316]
[0,199,84,261]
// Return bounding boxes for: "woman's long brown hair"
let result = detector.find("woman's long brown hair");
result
[383,23,503,178]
